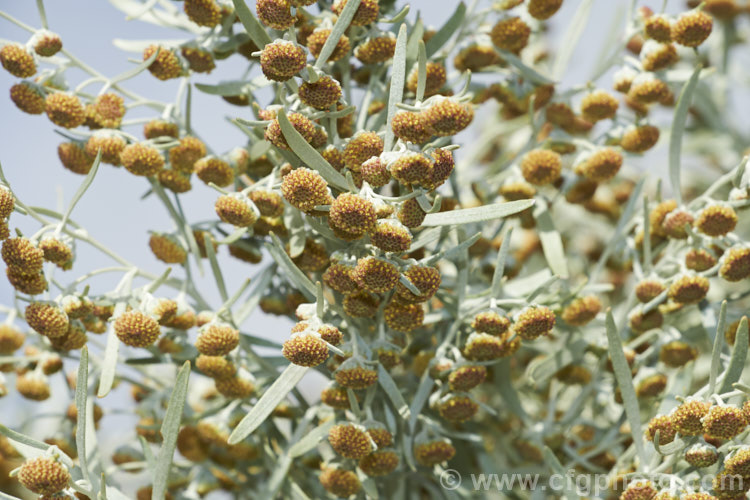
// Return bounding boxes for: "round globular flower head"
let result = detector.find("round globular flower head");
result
[668,274,709,304]
[719,247,750,282]
[580,90,619,122]
[355,35,397,64]
[472,311,511,335]
[389,152,431,186]
[45,92,85,128]
[299,76,342,110]
[85,131,126,165]
[366,425,392,448]
[628,74,670,105]
[359,450,399,477]
[197,354,236,379]
[92,93,125,128]
[645,415,676,444]
[184,0,221,27]
[635,279,665,303]
[561,296,601,326]
[636,373,668,398]
[307,29,350,62]
[249,190,284,217]
[260,40,306,81]
[372,219,412,252]
[724,447,750,476]
[527,0,563,20]
[318,324,342,345]
[406,61,447,97]
[195,156,234,187]
[671,10,713,47]
[329,193,376,239]
[169,136,206,174]
[196,323,239,356]
[695,204,737,237]
[621,124,660,153]
[143,45,184,80]
[256,0,294,30]
[490,17,531,53]
[0,44,36,78]
[282,333,329,367]
[702,405,747,440]
[321,386,351,409]
[659,341,698,367]
[328,424,373,459]
[644,14,672,42]
[361,157,391,187]
[396,265,441,304]
[0,187,13,220]
[144,119,179,140]
[449,365,487,391]
[391,111,434,144]
[439,395,479,423]
[686,248,717,272]
[671,399,711,436]
[332,0,379,26]
[384,301,424,332]
[16,372,51,400]
[323,262,358,293]
[415,440,455,466]
[120,143,165,176]
[0,324,24,354]
[684,443,718,468]
[149,233,187,264]
[114,310,161,347]
[215,193,259,227]
[2,237,44,276]
[7,268,47,295]
[25,302,69,338]
[463,332,520,361]
[215,373,255,399]
[16,456,70,495]
[181,46,216,74]
[424,98,474,137]
[158,168,192,193]
[10,82,45,115]
[514,306,556,340]
[521,149,562,186]
[320,467,361,497]
[352,257,399,293]
[39,236,73,269]
[264,112,316,150]
[343,131,383,171]
[620,481,658,500]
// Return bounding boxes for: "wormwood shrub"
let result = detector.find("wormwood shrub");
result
[0,0,749,498]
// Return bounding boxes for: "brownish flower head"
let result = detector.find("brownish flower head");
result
[424,98,474,137]
[521,149,562,186]
[196,323,239,356]
[265,112,316,150]
[0,44,36,78]
[621,125,660,153]
[684,443,718,468]
[641,41,678,72]
[372,219,412,252]
[3,237,44,276]
[628,74,670,104]
[143,45,184,80]
[415,440,455,466]
[685,248,716,272]
[454,43,501,72]
[319,467,361,497]
[45,92,85,128]
[527,0,563,20]
[332,0,379,26]
[281,168,331,213]
[115,310,161,347]
[702,405,747,440]
[671,10,713,47]
[25,302,68,339]
[328,424,373,459]
[32,31,62,55]
[323,262,359,294]
[561,296,601,326]
[580,90,619,122]
[343,131,384,171]
[120,143,165,176]
[59,142,95,175]
[184,0,222,27]
[10,82,45,115]
[158,168,192,193]
[352,257,399,293]
[0,324,24,354]
[359,450,399,477]
[181,46,216,73]
[169,136,206,173]
[307,28,350,62]
[321,385,351,409]
[85,132,126,165]
[329,193,376,238]
[719,247,750,281]
[389,152,431,186]
[16,372,51,401]
[149,233,187,264]
[645,415,676,444]
[396,265,441,304]
[644,15,672,42]
[490,17,531,53]
[514,306,555,340]
[472,311,511,335]
[195,156,234,187]
[282,333,329,367]
[391,111,434,144]
[449,365,487,391]
[215,374,254,399]
[335,363,379,389]
[636,373,668,398]
[463,332,520,361]
[144,119,179,139]
[260,40,306,81]
[257,0,294,30]
[17,456,70,495]
[360,157,390,187]
[91,93,125,128]
[575,148,623,183]
[355,35,397,64]
[215,194,258,227]
[439,395,479,423]
[724,447,750,476]
[384,301,424,332]
[629,308,664,333]
[635,279,666,303]
[39,236,73,269]
[668,274,709,304]
[659,340,698,367]
[407,61,447,97]
[620,481,658,500]
[299,75,342,110]
[672,399,711,436]
[695,204,737,237]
